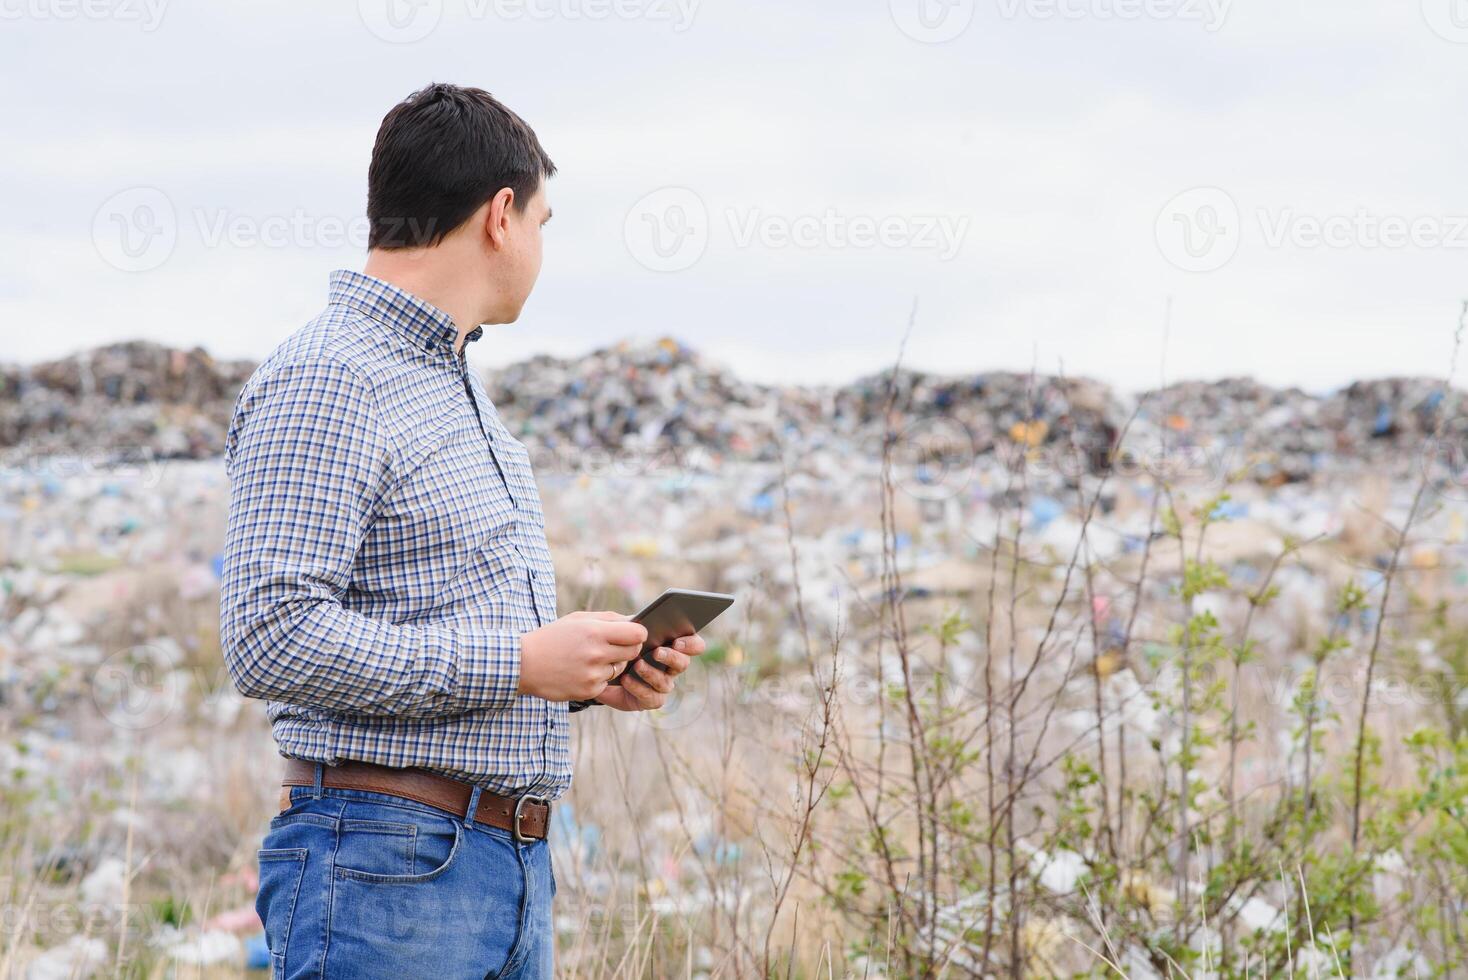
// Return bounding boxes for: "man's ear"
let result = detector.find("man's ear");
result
[483,188,515,250]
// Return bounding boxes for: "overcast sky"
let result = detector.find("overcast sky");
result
[3,0,1468,393]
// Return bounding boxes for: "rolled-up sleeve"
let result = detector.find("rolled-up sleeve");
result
[219,354,521,716]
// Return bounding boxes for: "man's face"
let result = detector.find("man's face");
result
[495,180,550,323]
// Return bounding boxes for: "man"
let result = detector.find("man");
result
[220,83,704,979]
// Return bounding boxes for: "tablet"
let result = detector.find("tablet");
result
[608,588,736,686]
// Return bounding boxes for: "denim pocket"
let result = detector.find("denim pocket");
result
[324,822,525,977]
[335,820,462,884]
[256,848,307,967]
[334,819,417,878]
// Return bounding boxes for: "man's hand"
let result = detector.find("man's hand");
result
[594,633,707,712]
[518,611,648,702]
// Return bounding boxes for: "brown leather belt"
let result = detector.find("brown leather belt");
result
[280,759,550,842]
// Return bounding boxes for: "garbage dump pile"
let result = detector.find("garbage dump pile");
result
[0,342,255,461]
[484,341,1468,487]
[4,342,1468,976]
[1131,376,1463,486]
[1,339,1462,486]
[487,342,1126,465]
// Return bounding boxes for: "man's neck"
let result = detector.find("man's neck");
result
[362,251,482,354]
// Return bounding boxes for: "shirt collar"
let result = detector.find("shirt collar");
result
[328,269,482,354]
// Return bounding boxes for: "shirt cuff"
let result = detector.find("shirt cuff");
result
[455,630,523,711]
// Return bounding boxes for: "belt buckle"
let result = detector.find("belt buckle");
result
[512,794,549,843]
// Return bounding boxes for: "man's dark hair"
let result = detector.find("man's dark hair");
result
[367,83,556,250]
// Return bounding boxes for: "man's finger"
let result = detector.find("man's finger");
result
[603,646,641,664]
[627,672,668,707]
[671,634,707,656]
[630,659,675,695]
[649,647,692,675]
[598,621,649,647]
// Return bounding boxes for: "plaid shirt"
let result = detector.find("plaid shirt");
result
[221,269,573,799]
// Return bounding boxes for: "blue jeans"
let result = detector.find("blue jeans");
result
[255,773,554,979]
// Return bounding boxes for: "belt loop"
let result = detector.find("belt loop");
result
[311,762,325,799]
[464,784,484,829]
